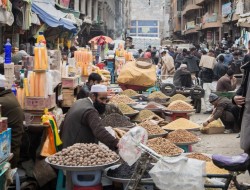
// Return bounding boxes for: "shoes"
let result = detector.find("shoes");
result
[236,133,240,138]
[203,110,212,114]
[224,129,233,134]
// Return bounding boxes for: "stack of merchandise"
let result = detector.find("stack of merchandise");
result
[0,117,11,162]
[74,48,93,77]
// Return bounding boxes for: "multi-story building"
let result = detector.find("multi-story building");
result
[170,0,250,46]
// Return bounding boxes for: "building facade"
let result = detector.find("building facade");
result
[170,0,250,47]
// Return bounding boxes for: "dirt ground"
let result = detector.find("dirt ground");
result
[190,111,250,189]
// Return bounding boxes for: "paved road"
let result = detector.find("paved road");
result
[190,113,250,187]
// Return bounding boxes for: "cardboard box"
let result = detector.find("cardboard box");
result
[201,126,225,134]
[62,76,79,89]
[0,128,11,162]
[24,93,56,111]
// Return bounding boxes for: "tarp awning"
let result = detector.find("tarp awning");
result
[31,0,77,31]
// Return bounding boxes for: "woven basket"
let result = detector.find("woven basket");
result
[135,58,153,69]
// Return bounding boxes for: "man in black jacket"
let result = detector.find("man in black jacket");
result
[77,73,102,99]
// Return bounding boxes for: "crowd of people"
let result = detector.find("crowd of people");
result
[137,41,250,134]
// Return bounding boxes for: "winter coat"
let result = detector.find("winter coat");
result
[182,55,200,74]
[233,61,250,152]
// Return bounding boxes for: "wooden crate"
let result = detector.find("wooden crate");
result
[62,89,75,107]
[62,76,79,88]
[24,93,56,111]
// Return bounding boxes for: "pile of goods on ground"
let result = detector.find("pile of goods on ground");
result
[167,129,199,144]
[148,91,169,99]
[113,128,127,139]
[48,143,119,166]
[133,110,162,122]
[162,118,200,131]
[205,120,223,128]
[107,162,153,179]
[144,102,166,110]
[167,100,193,111]
[101,113,133,127]
[120,89,139,97]
[147,137,183,156]
[139,120,166,135]
[117,103,138,115]
[185,152,228,174]
[170,94,188,102]
[109,95,136,104]
[186,153,211,162]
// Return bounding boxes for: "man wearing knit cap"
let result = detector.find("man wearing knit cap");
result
[60,84,119,150]
[203,93,240,134]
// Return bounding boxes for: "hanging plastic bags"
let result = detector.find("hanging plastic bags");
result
[40,127,57,157]
[149,156,206,190]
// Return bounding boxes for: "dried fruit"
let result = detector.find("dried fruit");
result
[133,110,162,122]
[170,94,187,102]
[110,95,136,104]
[101,113,133,127]
[167,129,199,144]
[186,153,211,162]
[147,137,183,156]
[117,103,137,114]
[48,143,119,166]
[162,118,200,130]
[148,91,169,99]
[120,89,139,97]
[167,100,193,111]
[138,120,166,135]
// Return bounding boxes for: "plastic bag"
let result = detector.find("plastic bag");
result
[118,126,148,166]
[40,128,56,157]
[149,156,205,190]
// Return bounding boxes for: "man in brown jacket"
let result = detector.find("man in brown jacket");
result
[60,84,119,150]
[216,69,237,92]
[203,93,239,134]
[0,86,24,168]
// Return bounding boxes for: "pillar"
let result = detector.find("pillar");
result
[218,0,222,42]
[93,0,98,21]
[87,0,92,19]
[80,0,86,14]
[74,0,79,12]
[100,0,104,21]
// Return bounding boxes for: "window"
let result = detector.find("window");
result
[130,28,136,33]
[138,27,158,33]
[138,20,158,26]
[131,20,136,26]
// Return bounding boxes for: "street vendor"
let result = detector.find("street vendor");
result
[203,93,240,134]
[60,84,119,150]
[77,73,123,118]
[0,74,24,168]
[173,64,193,87]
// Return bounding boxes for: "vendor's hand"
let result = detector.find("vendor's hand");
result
[203,121,209,127]
[231,76,237,83]
[234,96,245,107]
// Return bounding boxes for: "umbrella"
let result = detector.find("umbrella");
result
[88,35,113,44]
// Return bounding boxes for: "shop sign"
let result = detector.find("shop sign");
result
[186,21,195,30]
[204,13,218,23]
[222,2,232,17]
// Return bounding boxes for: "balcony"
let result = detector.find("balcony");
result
[196,0,205,5]
[201,13,222,29]
[182,4,202,16]
[183,21,201,35]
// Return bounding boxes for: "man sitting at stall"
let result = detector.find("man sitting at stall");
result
[216,69,237,92]
[203,93,240,134]
[77,73,102,99]
[173,64,193,87]
[77,73,123,118]
[60,84,119,149]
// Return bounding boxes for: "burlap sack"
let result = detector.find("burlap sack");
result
[117,60,156,87]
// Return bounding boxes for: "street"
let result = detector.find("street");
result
[190,111,250,188]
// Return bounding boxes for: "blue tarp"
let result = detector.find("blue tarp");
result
[31,0,77,31]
